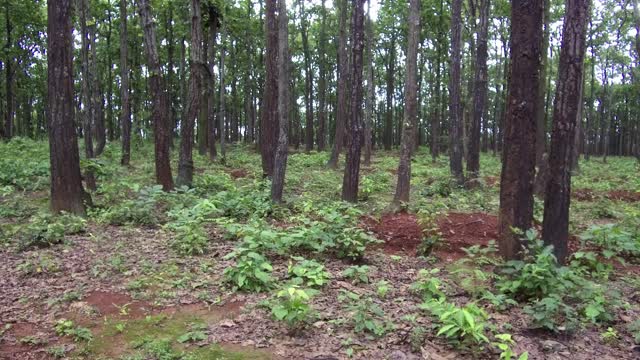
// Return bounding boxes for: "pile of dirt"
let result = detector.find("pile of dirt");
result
[362,212,423,254]
[484,176,499,187]
[436,212,498,260]
[572,188,597,201]
[82,291,154,319]
[607,190,640,202]
[228,169,249,179]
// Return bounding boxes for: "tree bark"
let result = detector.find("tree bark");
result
[138,0,174,191]
[341,0,365,203]
[535,0,551,166]
[218,24,227,161]
[176,0,205,187]
[48,0,90,215]
[327,0,349,168]
[3,0,13,140]
[208,6,219,160]
[80,0,96,191]
[120,0,131,165]
[542,0,590,265]
[271,0,290,203]
[449,0,465,185]
[498,0,543,260]
[261,0,279,176]
[363,10,374,167]
[298,0,314,152]
[466,0,490,183]
[198,25,209,156]
[91,22,106,157]
[383,35,396,151]
[391,0,420,207]
[317,0,328,151]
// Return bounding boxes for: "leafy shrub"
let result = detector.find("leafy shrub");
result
[54,319,92,342]
[492,334,529,360]
[342,265,370,284]
[94,185,164,225]
[17,212,86,250]
[580,223,639,258]
[287,257,330,287]
[270,286,316,329]
[339,290,391,337]
[411,268,446,301]
[420,299,490,350]
[223,251,274,292]
[165,199,220,255]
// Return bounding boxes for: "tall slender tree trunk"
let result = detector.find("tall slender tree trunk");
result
[383,36,396,152]
[138,0,173,191]
[261,0,278,176]
[91,23,106,156]
[48,0,90,215]
[498,0,543,260]
[391,0,419,207]
[120,0,131,165]
[208,6,219,160]
[3,0,13,140]
[535,0,551,166]
[177,0,205,187]
[363,10,374,167]
[298,0,314,152]
[80,0,96,191]
[449,0,465,185]
[198,25,210,156]
[601,61,610,163]
[466,0,490,183]
[341,0,365,202]
[218,24,227,161]
[542,0,590,265]
[585,22,595,161]
[272,0,290,203]
[317,0,328,151]
[327,0,349,168]
[106,11,114,142]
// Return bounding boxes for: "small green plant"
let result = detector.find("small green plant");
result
[628,319,640,344]
[600,327,618,344]
[420,299,490,350]
[46,345,67,358]
[177,322,208,343]
[17,254,61,276]
[339,290,391,337]
[342,265,370,284]
[375,280,391,298]
[462,240,499,266]
[492,333,529,360]
[270,286,316,330]
[17,212,86,250]
[223,251,274,292]
[287,257,331,287]
[411,268,446,301]
[449,261,493,298]
[54,319,92,342]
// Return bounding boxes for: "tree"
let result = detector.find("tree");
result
[207,5,220,161]
[327,0,349,168]
[176,0,206,187]
[498,0,543,260]
[316,0,328,151]
[271,0,290,203]
[363,7,374,167]
[47,0,90,215]
[120,0,131,166]
[298,0,314,152]
[449,0,464,185]
[80,0,96,191]
[542,0,590,264]
[466,0,490,183]
[391,0,419,207]
[138,0,173,191]
[341,0,365,202]
[3,0,13,140]
[218,23,227,161]
[261,0,279,177]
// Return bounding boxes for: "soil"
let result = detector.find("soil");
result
[82,291,154,319]
[362,212,423,255]
[573,188,598,201]
[229,168,249,179]
[484,176,499,187]
[435,212,498,262]
[572,188,640,202]
[607,190,640,202]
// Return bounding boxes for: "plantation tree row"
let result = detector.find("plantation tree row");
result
[2,0,638,262]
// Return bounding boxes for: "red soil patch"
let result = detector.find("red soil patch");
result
[83,291,154,318]
[0,322,53,359]
[572,188,597,201]
[363,212,423,254]
[607,190,640,202]
[228,169,249,179]
[484,176,499,187]
[435,212,498,261]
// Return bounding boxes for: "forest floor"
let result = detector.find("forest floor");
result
[1,139,640,359]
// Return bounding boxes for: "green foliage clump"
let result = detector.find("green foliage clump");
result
[270,286,317,329]
[339,290,392,337]
[223,251,274,292]
[165,199,220,255]
[287,257,331,287]
[94,185,165,225]
[342,265,370,284]
[580,223,640,258]
[420,298,490,350]
[16,212,86,250]
[54,319,93,342]
[0,138,50,190]
[411,268,446,301]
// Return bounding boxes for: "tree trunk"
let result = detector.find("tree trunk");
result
[218,24,227,161]
[601,61,610,163]
[261,0,279,176]
[120,0,131,165]
[80,0,96,191]
[585,22,595,161]
[535,0,551,166]
[177,0,205,188]
[91,23,106,157]
[198,25,209,156]
[542,0,590,265]
[106,10,114,142]
[363,10,374,167]
[498,0,543,260]
[298,0,314,152]
[391,0,420,207]
[48,0,90,215]
[271,0,290,203]
[317,0,328,151]
[571,70,585,172]
[327,0,349,168]
[208,6,219,160]
[383,36,395,151]
[138,0,174,191]
[449,0,465,185]
[341,0,365,202]
[466,0,490,183]
[3,0,13,140]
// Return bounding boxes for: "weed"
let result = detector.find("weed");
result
[270,286,317,330]
[411,268,446,301]
[342,265,370,284]
[223,251,274,292]
[287,257,331,287]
